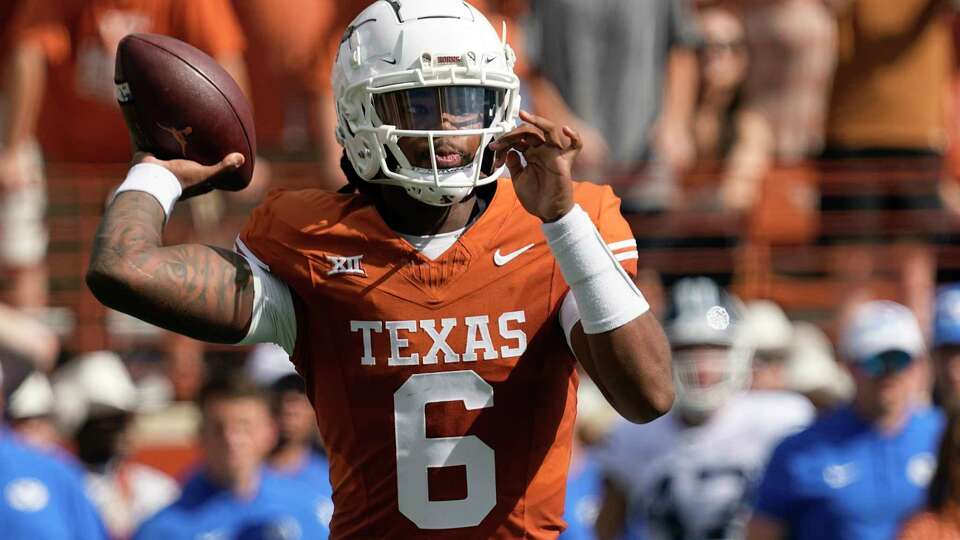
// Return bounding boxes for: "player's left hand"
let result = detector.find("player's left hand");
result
[491,110,579,222]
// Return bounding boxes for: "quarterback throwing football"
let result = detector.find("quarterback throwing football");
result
[87,1,673,537]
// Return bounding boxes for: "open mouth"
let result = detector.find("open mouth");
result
[435,150,464,168]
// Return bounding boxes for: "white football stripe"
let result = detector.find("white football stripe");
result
[615,251,639,262]
[607,239,638,252]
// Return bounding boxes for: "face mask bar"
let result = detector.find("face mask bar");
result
[367,87,508,192]
[673,346,753,415]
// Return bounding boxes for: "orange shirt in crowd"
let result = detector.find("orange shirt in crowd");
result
[1,1,70,98]
[827,0,954,151]
[239,179,636,538]
[899,506,960,540]
[232,0,335,153]
[23,0,245,163]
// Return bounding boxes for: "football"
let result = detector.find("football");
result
[114,33,256,198]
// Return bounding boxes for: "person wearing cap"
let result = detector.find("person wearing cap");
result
[747,300,945,540]
[53,351,180,540]
[743,300,795,392]
[0,359,109,539]
[595,278,813,540]
[134,373,328,540]
[267,373,334,530]
[932,284,960,408]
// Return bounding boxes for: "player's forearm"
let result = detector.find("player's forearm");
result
[575,314,674,423]
[3,43,45,148]
[86,192,254,342]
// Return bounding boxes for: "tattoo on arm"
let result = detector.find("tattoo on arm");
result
[87,192,255,343]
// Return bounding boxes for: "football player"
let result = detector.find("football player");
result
[86,1,673,537]
[594,278,813,540]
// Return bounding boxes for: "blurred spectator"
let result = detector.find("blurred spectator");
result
[17,0,248,164]
[133,374,328,539]
[710,0,835,212]
[898,411,960,539]
[817,1,954,340]
[824,0,953,159]
[595,278,813,540]
[0,361,109,539]
[560,376,615,539]
[525,0,701,206]
[231,0,332,152]
[933,284,960,408]
[54,351,179,540]
[0,302,60,372]
[0,1,60,308]
[737,0,835,162]
[691,5,749,161]
[742,299,794,391]
[7,368,60,450]
[784,322,855,412]
[748,301,944,540]
[266,373,333,531]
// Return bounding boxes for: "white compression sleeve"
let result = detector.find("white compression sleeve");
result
[543,204,649,335]
[235,239,297,355]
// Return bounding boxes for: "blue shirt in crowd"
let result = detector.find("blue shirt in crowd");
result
[561,452,603,539]
[134,467,329,540]
[269,450,334,532]
[753,405,944,540]
[0,430,107,540]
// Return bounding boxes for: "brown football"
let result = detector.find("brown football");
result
[114,33,256,198]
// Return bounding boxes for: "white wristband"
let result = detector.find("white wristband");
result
[113,163,182,222]
[543,204,649,334]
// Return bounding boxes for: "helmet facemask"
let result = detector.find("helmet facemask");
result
[673,344,753,420]
[369,85,509,206]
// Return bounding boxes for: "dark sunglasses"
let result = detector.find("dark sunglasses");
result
[859,350,914,377]
[701,39,746,54]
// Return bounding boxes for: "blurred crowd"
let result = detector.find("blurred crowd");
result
[2,0,960,539]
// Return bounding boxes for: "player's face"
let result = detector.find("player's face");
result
[201,397,277,480]
[374,86,503,170]
[274,390,319,446]
[673,346,732,390]
[852,354,919,416]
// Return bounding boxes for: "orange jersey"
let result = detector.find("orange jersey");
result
[240,179,638,539]
[27,0,245,162]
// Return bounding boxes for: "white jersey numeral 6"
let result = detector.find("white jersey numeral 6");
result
[393,370,497,529]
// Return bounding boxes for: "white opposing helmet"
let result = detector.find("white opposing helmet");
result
[666,278,753,417]
[332,0,522,206]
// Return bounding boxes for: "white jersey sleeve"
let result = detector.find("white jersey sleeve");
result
[235,238,297,355]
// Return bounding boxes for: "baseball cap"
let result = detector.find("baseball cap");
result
[840,301,925,376]
[53,351,138,433]
[934,284,960,348]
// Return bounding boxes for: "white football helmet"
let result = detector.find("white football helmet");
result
[332,0,522,206]
[666,278,754,418]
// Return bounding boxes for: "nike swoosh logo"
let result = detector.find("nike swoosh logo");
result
[381,57,398,65]
[494,243,535,266]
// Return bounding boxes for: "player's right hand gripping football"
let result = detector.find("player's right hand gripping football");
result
[133,150,245,199]
[490,110,581,223]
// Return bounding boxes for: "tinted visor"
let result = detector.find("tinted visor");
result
[374,86,504,131]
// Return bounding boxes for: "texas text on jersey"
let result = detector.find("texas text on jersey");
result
[238,178,638,538]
